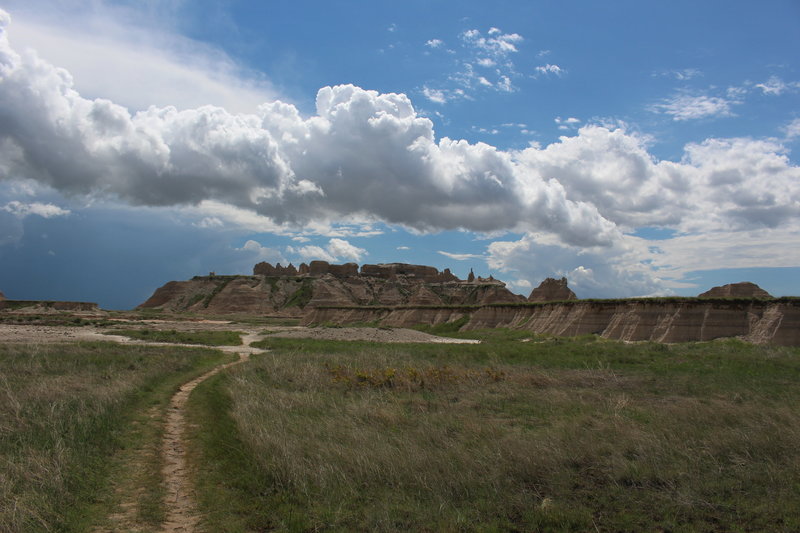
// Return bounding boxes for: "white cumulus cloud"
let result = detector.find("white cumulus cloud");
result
[237,240,287,264]
[288,238,367,263]
[0,199,69,245]
[486,233,669,298]
[2,200,70,218]
[326,238,367,262]
[0,17,621,247]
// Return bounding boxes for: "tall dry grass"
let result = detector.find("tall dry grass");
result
[195,336,800,531]
[0,341,224,532]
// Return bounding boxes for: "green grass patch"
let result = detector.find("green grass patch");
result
[106,328,244,346]
[411,314,471,335]
[186,373,277,532]
[0,341,230,532]
[203,278,234,308]
[282,279,314,309]
[203,333,800,531]
[186,292,206,307]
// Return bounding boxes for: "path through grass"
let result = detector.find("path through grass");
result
[0,341,230,532]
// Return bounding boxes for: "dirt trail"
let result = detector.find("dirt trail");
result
[0,323,472,531]
[160,332,265,533]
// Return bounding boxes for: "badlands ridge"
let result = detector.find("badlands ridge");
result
[135,261,800,346]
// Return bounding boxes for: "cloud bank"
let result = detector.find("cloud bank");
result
[1,10,799,296]
[0,12,618,248]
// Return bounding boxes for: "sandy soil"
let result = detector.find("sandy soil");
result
[0,324,112,343]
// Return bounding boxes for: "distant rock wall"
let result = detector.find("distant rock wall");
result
[699,282,773,299]
[303,299,800,346]
[0,299,101,313]
[139,263,524,315]
[253,262,298,276]
[359,263,460,283]
[309,261,360,278]
[528,277,577,302]
[253,261,465,283]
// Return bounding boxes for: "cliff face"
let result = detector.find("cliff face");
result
[138,262,524,315]
[302,299,800,346]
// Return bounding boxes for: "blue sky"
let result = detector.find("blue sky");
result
[1,0,799,309]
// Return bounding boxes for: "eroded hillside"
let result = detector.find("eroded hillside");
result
[138,261,524,315]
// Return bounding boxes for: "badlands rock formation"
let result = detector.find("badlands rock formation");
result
[139,266,799,345]
[303,298,800,346]
[528,277,577,302]
[699,282,773,299]
[301,278,799,345]
[139,262,524,315]
[0,299,101,313]
[254,260,462,283]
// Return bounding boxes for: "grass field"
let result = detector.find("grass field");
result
[107,328,244,346]
[0,341,230,532]
[189,331,800,532]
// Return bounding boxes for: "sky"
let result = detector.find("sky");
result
[0,0,799,309]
